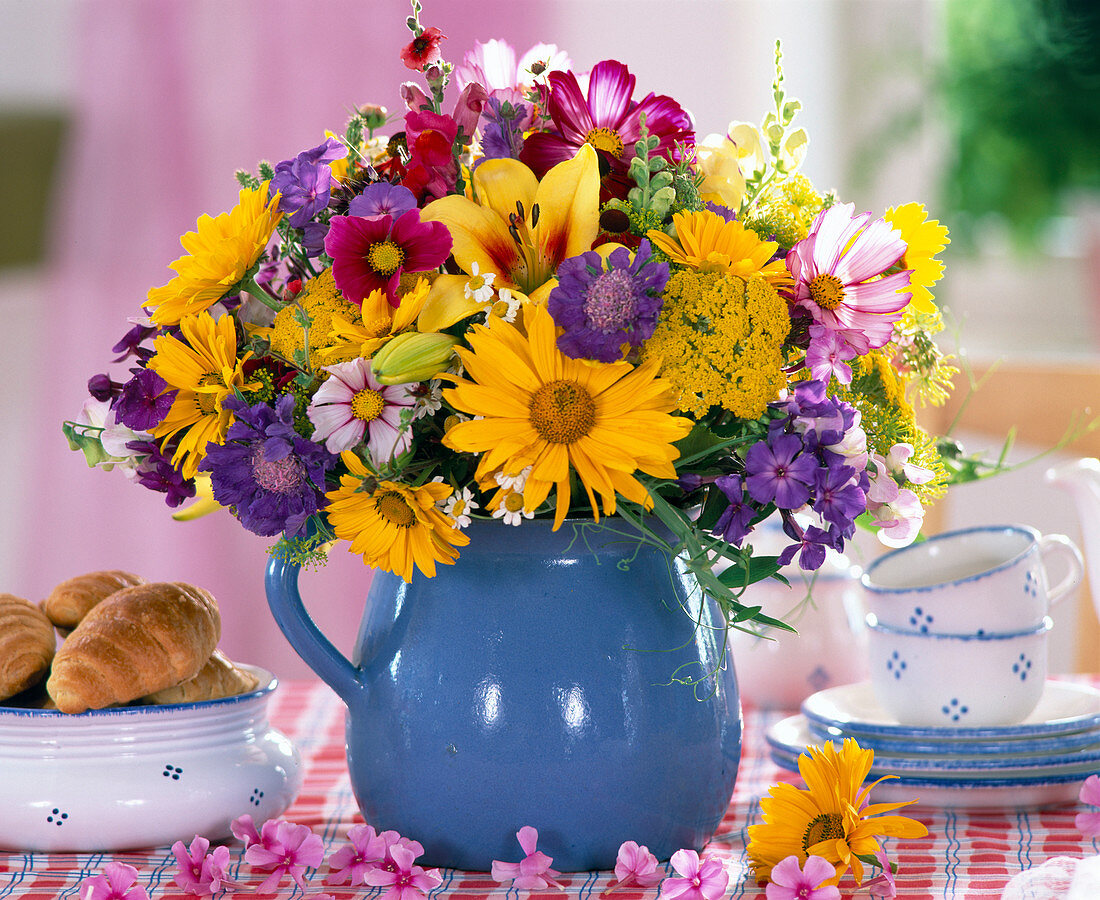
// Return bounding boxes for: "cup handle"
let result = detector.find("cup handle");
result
[1039,533,1085,608]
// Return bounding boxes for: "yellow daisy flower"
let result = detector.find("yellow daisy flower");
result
[321,277,435,365]
[325,455,469,582]
[646,210,791,290]
[441,303,692,530]
[146,181,283,327]
[148,312,259,480]
[884,202,949,316]
[747,738,928,886]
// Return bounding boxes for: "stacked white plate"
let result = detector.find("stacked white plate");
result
[766,680,1100,808]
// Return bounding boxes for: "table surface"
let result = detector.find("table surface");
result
[2,679,1099,899]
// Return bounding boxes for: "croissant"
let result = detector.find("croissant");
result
[142,650,259,704]
[46,582,221,714]
[0,594,56,702]
[41,570,147,629]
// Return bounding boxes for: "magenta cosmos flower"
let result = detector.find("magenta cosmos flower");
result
[786,201,912,351]
[519,59,694,179]
[324,210,452,307]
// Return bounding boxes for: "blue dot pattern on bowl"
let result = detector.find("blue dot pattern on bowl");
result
[1012,653,1033,681]
[886,651,907,680]
[46,808,68,826]
[163,764,183,780]
[807,665,831,692]
[1025,570,1039,598]
[908,606,934,633]
[941,698,970,722]
[250,788,265,807]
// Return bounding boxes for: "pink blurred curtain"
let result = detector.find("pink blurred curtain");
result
[32,0,554,680]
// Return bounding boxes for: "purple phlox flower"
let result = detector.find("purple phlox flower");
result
[805,322,866,385]
[111,320,158,362]
[491,826,565,891]
[300,221,329,258]
[812,464,865,533]
[548,239,668,362]
[127,439,196,508]
[363,841,444,900]
[1076,774,1100,837]
[325,824,402,886]
[200,394,337,537]
[865,848,898,900]
[867,487,924,549]
[79,861,150,900]
[745,433,818,510]
[243,818,325,893]
[115,367,174,431]
[171,834,239,896]
[663,849,729,900]
[885,442,935,485]
[349,182,419,220]
[777,516,837,571]
[704,201,738,223]
[270,136,348,228]
[87,373,119,402]
[599,840,662,896]
[765,854,840,900]
[713,474,757,546]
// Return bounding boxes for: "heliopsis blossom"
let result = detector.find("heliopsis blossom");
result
[79,861,150,900]
[490,826,565,892]
[171,834,238,896]
[647,210,790,289]
[765,855,841,900]
[747,738,928,886]
[324,210,452,307]
[1076,774,1100,837]
[421,143,600,305]
[148,311,259,480]
[519,59,694,181]
[146,181,283,326]
[663,849,729,900]
[883,202,949,316]
[307,358,416,461]
[400,25,446,71]
[786,202,912,351]
[325,456,470,581]
[441,303,692,530]
[547,239,669,362]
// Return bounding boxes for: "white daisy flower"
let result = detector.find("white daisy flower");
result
[463,261,496,305]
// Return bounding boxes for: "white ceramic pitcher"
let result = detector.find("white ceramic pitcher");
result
[1046,457,1100,624]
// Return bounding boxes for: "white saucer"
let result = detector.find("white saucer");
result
[801,680,1100,740]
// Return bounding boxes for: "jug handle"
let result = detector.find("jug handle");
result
[1040,533,1085,608]
[265,554,363,706]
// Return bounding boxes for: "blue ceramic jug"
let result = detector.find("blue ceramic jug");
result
[265,517,741,872]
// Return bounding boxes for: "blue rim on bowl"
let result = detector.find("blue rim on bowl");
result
[864,613,1053,640]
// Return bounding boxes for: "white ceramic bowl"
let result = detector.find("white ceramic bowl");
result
[0,666,302,852]
[866,616,1051,728]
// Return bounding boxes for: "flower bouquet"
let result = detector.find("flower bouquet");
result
[65,0,958,640]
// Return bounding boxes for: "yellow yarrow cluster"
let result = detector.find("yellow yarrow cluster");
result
[744,174,825,248]
[642,270,790,419]
[269,268,362,372]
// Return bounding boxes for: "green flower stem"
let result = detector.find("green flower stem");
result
[237,277,284,313]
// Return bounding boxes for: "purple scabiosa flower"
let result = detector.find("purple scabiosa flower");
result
[115,368,174,431]
[547,239,668,362]
[127,439,196,508]
[713,474,756,545]
[705,201,738,223]
[744,433,818,509]
[270,137,348,228]
[200,394,337,537]
[348,182,419,220]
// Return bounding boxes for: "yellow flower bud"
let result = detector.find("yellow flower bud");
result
[371,331,460,385]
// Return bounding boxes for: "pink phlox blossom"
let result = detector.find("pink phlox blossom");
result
[230,813,261,849]
[884,442,935,485]
[868,487,924,548]
[599,840,663,896]
[865,848,898,899]
[764,854,840,900]
[325,823,403,885]
[171,835,239,896]
[662,849,729,900]
[491,825,566,892]
[79,861,150,900]
[363,841,444,900]
[805,323,866,385]
[243,818,325,893]
[1076,773,1100,837]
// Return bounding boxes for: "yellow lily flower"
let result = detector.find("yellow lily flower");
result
[420,143,600,306]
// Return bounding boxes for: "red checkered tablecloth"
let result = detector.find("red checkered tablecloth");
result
[2,678,1098,899]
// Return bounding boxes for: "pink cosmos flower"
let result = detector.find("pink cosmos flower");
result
[519,60,694,181]
[764,855,840,900]
[1076,773,1100,837]
[363,841,444,900]
[171,835,238,896]
[599,840,663,895]
[308,359,416,460]
[662,849,729,900]
[242,818,325,893]
[491,825,565,891]
[325,824,403,886]
[324,210,452,307]
[787,201,913,350]
[455,39,571,130]
[79,861,150,900]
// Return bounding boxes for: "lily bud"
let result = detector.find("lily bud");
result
[372,331,460,385]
